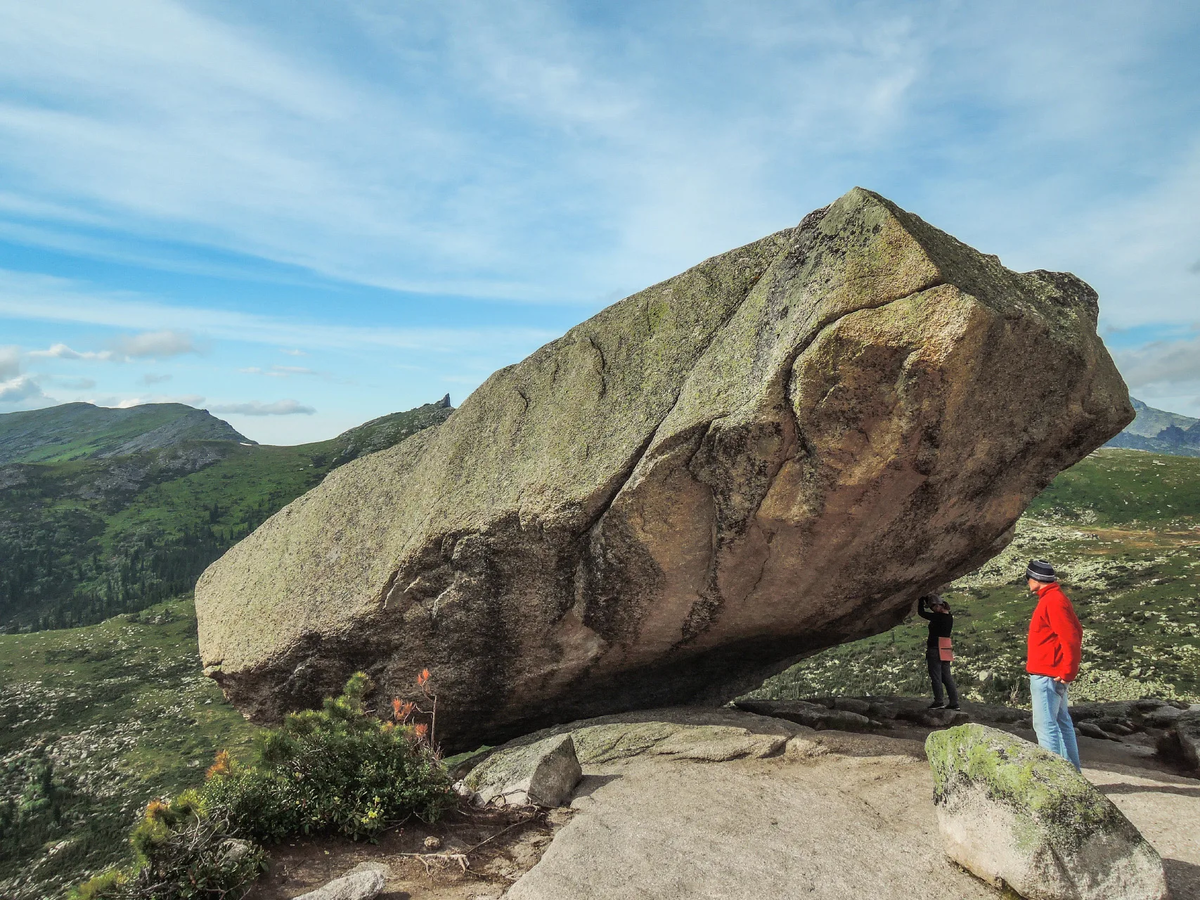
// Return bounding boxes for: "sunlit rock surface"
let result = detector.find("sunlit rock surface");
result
[196,187,1132,751]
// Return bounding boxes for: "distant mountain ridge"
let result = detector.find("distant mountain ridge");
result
[0,397,454,631]
[0,402,252,466]
[1106,398,1200,457]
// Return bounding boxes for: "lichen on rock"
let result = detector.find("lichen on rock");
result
[195,187,1132,751]
[926,724,1168,900]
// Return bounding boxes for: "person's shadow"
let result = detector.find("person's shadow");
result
[1164,859,1200,899]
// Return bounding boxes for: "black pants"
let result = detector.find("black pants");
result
[926,649,958,706]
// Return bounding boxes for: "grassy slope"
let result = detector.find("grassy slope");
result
[0,403,247,465]
[1,445,1196,897]
[751,448,1200,704]
[0,599,257,899]
[0,401,453,631]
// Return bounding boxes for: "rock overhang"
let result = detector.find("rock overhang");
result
[195,187,1133,751]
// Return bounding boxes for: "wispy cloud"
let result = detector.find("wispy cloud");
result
[208,400,315,416]
[140,372,172,385]
[28,342,116,361]
[23,330,198,362]
[0,268,558,353]
[1116,336,1200,389]
[240,365,319,378]
[112,329,196,359]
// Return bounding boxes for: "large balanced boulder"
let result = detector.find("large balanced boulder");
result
[926,725,1168,900]
[195,188,1131,750]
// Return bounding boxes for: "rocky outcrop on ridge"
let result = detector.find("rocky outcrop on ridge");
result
[195,187,1132,750]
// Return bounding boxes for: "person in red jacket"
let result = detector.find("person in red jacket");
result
[1025,559,1083,771]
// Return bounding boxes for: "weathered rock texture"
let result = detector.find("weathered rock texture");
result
[926,724,1168,900]
[1158,709,1200,772]
[293,862,389,900]
[464,734,583,807]
[195,188,1132,750]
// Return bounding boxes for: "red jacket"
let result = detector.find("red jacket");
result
[1027,582,1083,681]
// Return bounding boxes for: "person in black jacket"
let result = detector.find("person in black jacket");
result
[917,594,959,710]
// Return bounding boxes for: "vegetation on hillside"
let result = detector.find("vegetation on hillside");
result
[0,398,453,632]
[751,449,1200,704]
[0,403,249,466]
[0,600,257,899]
[70,673,453,900]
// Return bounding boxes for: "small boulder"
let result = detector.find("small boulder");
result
[293,862,389,900]
[466,734,582,808]
[831,697,872,715]
[926,724,1167,900]
[1157,711,1200,772]
[1141,705,1183,729]
[1077,721,1119,742]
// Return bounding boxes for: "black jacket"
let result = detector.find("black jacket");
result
[917,596,953,650]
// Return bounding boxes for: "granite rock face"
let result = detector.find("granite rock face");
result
[926,724,1168,900]
[195,188,1131,750]
[464,734,583,808]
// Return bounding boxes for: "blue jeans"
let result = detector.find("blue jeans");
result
[1030,674,1081,771]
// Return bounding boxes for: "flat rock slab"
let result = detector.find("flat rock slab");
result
[458,708,807,778]
[501,726,1199,900]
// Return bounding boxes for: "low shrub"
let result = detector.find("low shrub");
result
[68,793,263,900]
[68,671,454,899]
[199,670,454,842]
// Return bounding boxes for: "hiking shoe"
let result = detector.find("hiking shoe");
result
[946,704,961,710]
[928,702,946,709]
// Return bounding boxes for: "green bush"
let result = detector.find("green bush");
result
[68,793,263,900]
[68,672,453,899]
[200,671,454,842]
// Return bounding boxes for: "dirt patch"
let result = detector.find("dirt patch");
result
[245,805,568,900]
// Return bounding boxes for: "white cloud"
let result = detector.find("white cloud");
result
[111,329,196,359]
[0,268,557,353]
[0,374,51,404]
[110,393,205,408]
[208,399,316,416]
[279,348,307,356]
[140,372,172,385]
[22,330,198,362]
[28,342,116,361]
[0,345,18,379]
[1115,336,1200,389]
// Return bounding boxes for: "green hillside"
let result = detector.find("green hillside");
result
[0,599,256,900]
[0,398,454,632]
[1,446,1196,898]
[0,402,251,466]
[752,448,1200,705]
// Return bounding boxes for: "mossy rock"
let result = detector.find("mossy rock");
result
[925,724,1166,900]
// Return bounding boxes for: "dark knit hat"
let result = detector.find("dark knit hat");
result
[1026,560,1057,583]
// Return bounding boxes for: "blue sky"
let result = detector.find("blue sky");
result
[0,1,1198,443]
